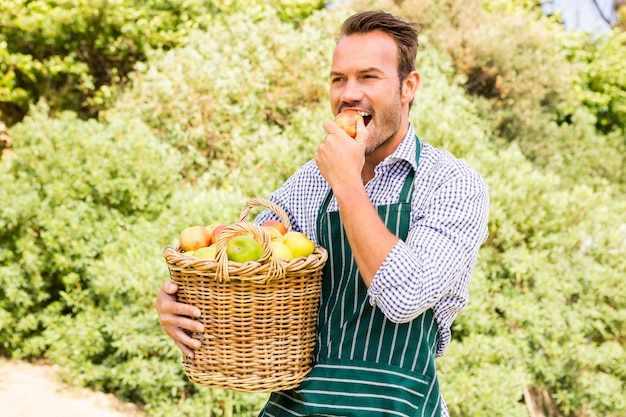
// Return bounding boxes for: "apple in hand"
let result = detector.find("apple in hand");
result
[333,110,364,139]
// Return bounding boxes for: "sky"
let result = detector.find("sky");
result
[542,0,616,33]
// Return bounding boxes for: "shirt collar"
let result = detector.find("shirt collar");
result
[379,123,418,172]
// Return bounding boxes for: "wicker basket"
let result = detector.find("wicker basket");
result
[163,198,327,392]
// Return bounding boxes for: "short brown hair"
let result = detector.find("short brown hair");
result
[339,10,420,84]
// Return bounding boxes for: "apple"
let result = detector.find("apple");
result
[194,244,217,259]
[261,219,288,235]
[271,240,294,260]
[334,110,364,139]
[179,225,212,252]
[282,231,315,258]
[226,235,263,263]
[210,223,229,245]
[204,223,219,240]
[263,226,284,241]
[240,230,264,246]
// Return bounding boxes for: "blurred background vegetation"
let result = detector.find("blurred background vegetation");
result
[1,0,624,416]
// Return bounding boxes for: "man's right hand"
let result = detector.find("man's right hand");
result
[156,280,205,357]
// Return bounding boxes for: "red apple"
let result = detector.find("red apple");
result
[261,219,288,235]
[334,110,364,139]
[210,223,229,245]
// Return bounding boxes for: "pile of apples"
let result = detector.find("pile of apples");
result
[178,220,315,263]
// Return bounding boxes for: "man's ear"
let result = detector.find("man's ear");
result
[401,71,420,105]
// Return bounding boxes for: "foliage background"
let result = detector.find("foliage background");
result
[1,0,624,416]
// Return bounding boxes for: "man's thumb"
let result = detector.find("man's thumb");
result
[354,119,368,147]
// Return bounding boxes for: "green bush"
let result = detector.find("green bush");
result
[566,29,626,135]
[0,0,327,125]
[378,0,626,188]
[0,102,182,354]
[408,42,626,416]
[108,6,340,182]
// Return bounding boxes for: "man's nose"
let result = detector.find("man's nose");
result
[340,79,363,103]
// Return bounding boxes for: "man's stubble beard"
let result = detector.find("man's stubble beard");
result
[364,91,403,157]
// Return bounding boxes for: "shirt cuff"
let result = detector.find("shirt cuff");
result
[367,240,411,306]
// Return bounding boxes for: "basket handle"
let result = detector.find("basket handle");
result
[214,220,285,283]
[238,197,292,232]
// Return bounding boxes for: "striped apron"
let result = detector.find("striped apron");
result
[260,138,441,417]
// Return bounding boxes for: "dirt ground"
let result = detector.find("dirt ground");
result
[0,358,145,417]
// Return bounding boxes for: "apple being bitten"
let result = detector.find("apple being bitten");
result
[334,110,365,139]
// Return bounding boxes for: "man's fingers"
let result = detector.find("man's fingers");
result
[156,279,204,357]
[164,313,204,333]
[165,324,202,347]
[174,340,196,358]
[160,280,178,295]
[165,300,201,319]
[159,313,203,358]
[156,283,201,318]
[163,323,203,357]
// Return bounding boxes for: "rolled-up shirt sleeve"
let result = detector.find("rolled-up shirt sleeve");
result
[367,167,489,355]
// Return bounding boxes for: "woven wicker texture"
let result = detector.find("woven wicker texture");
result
[163,198,327,392]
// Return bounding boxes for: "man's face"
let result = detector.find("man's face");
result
[329,31,404,155]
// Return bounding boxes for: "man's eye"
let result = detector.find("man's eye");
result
[331,77,345,83]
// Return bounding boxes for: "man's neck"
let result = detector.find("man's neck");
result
[363,122,410,181]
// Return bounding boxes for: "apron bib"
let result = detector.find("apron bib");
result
[260,138,441,417]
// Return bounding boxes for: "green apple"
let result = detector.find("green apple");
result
[226,235,263,262]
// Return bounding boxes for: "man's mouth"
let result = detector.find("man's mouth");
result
[358,111,372,126]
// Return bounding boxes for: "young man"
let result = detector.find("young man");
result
[157,10,489,417]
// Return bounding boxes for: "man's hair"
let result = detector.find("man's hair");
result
[340,10,420,84]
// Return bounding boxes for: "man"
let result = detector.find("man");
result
[157,10,489,417]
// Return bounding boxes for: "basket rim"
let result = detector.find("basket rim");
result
[164,244,328,283]
[164,198,328,283]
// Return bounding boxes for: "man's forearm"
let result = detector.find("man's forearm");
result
[334,185,399,287]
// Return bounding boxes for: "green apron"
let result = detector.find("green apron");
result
[260,138,441,417]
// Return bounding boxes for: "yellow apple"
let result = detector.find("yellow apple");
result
[179,225,212,252]
[194,244,217,259]
[204,223,219,241]
[282,231,315,258]
[263,225,284,241]
[271,240,294,260]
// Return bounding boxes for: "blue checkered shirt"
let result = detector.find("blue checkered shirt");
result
[256,124,490,359]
